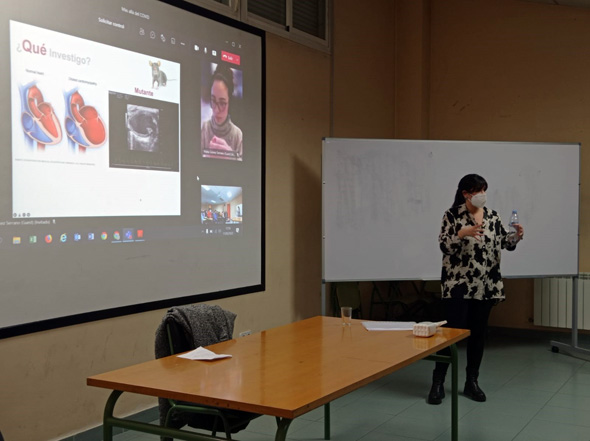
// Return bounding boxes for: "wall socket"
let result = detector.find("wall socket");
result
[239,330,251,337]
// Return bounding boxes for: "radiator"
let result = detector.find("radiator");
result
[534,274,590,330]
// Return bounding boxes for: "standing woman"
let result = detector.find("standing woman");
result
[427,174,524,405]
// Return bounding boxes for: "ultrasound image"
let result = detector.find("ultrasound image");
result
[126,104,160,152]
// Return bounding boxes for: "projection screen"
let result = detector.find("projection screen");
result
[0,0,265,338]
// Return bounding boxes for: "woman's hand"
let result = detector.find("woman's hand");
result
[209,136,233,151]
[512,223,524,241]
[458,223,484,241]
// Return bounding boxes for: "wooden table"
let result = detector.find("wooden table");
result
[88,316,469,441]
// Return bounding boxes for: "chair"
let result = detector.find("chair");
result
[331,282,362,318]
[155,304,260,440]
[369,281,408,320]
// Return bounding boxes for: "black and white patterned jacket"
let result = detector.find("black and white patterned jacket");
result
[439,204,517,301]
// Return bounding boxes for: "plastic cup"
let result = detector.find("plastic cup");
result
[341,306,352,326]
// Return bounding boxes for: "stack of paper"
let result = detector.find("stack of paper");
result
[362,321,416,331]
[177,347,232,360]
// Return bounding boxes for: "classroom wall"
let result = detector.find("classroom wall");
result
[2,0,589,439]
[332,0,396,138]
[428,0,590,266]
[426,0,590,327]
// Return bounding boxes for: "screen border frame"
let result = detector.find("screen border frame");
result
[0,0,266,340]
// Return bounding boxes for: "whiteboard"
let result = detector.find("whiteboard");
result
[322,138,580,281]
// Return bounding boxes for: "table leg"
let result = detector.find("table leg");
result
[275,417,293,441]
[450,343,458,441]
[425,343,459,441]
[324,402,330,440]
[103,390,123,441]
[102,389,225,441]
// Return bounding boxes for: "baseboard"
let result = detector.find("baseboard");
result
[488,325,590,344]
[58,406,159,441]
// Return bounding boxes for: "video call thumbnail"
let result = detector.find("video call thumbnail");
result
[201,185,242,235]
[200,62,244,161]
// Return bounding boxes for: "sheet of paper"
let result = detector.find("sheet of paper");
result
[362,321,416,331]
[177,346,232,360]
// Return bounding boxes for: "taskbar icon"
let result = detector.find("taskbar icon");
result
[5,229,145,245]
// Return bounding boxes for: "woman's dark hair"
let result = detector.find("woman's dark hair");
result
[452,174,488,207]
[211,63,234,101]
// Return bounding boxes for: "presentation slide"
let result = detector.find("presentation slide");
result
[0,0,264,337]
[11,21,181,218]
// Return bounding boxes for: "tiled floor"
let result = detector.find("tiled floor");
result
[110,329,590,441]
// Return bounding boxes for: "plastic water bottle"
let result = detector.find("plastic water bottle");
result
[509,210,519,235]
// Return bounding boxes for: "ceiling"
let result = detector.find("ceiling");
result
[201,185,242,205]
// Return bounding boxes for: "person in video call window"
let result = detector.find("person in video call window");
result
[201,63,243,160]
[427,174,524,405]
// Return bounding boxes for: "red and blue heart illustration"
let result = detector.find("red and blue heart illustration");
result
[20,82,62,149]
[64,88,107,150]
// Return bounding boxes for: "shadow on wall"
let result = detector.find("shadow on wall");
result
[293,156,322,317]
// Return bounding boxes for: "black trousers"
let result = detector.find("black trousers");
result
[433,298,494,378]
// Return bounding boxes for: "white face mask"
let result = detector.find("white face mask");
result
[469,193,486,208]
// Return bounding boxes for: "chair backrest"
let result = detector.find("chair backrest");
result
[334,282,362,310]
[423,280,442,294]
[155,304,236,360]
[166,321,192,355]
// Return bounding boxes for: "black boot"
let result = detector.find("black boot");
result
[464,375,486,402]
[427,371,446,405]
